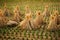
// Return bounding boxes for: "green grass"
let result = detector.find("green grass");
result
[0,0,60,14]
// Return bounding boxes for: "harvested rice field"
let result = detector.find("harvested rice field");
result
[0,0,60,40]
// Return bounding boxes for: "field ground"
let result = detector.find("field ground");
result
[0,0,60,40]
